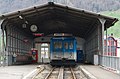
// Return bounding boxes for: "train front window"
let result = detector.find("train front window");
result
[54,41,62,49]
[69,42,73,49]
[64,42,69,49]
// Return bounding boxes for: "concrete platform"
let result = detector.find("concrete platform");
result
[0,64,119,79]
[0,64,39,79]
[80,65,120,79]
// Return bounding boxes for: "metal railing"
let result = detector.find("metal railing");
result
[99,55,120,73]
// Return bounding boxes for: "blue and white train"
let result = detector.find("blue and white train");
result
[50,36,77,66]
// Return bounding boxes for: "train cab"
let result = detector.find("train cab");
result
[50,36,77,66]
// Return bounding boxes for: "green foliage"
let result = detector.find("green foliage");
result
[100,10,120,38]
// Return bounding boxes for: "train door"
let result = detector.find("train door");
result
[77,50,84,63]
[63,40,67,58]
[63,40,70,59]
[40,43,49,63]
[52,40,63,59]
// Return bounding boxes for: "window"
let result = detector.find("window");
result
[64,42,68,49]
[69,42,73,49]
[41,43,48,46]
[54,41,62,49]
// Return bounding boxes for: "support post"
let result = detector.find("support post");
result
[106,29,108,56]
[99,18,106,55]
[0,29,1,66]
[2,24,6,66]
[99,18,106,66]
[0,20,4,66]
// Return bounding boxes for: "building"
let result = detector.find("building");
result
[104,34,120,57]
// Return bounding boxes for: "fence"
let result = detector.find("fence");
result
[99,55,120,73]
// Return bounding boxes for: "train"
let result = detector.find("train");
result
[50,36,77,66]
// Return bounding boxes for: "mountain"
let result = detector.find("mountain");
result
[0,0,120,14]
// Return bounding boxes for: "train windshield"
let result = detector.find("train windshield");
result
[54,41,62,49]
[69,41,73,49]
[64,42,69,49]
[53,41,74,51]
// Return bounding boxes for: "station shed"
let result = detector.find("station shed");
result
[0,2,118,69]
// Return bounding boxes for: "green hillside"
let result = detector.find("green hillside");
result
[100,10,120,38]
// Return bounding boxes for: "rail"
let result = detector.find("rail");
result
[32,66,45,79]
[44,67,55,79]
[70,67,77,79]
[99,55,120,73]
[57,67,64,79]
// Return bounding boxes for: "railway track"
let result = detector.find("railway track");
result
[33,65,87,79]
[44,67,76,79]
[64,67,77,79]
[44,67,57,79]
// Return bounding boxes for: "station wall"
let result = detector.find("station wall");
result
[5,24,33,65]
[35,37,50,63]
[75,37,85,50]
[85,24,102,64]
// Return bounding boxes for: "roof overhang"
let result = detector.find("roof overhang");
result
[0,2,118,38]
